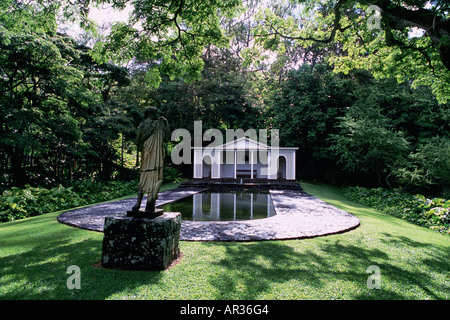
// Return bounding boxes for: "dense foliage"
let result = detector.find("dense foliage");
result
[90,0,241,87]
[343,186,450,234]
[255,0,450,103]
[0,180,137,222]
[1,0,449,224]
[0,2,142,187]
[270,65,449,195]
[0,165,182,222]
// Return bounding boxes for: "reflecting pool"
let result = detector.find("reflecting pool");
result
[162,190,276,221]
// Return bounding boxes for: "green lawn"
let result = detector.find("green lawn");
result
[1,182,448,300]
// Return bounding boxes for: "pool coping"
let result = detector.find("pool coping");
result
[57,187,360,241]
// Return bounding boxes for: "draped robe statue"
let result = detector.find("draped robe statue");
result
[128,107,170,216]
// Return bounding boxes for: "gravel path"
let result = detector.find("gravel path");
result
[57,188,360,241]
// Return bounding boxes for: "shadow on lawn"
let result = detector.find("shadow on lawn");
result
[2,215,448,300]
[0,221,164,300]
[205,235,449,300]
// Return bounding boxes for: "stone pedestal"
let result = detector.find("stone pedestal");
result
[126,208,163,218]
[101,212,181,271]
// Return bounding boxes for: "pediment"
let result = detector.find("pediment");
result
[220,137,269,150]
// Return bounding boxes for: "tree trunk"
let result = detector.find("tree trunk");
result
[10,148,25,186]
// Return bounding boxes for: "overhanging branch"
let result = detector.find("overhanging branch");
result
[260,0,352,44]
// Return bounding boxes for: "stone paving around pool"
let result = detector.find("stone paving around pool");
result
[57,187,360,241]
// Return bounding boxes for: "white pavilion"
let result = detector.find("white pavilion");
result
[192,137,298,180]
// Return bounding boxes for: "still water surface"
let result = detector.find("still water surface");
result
[162,190,276,221]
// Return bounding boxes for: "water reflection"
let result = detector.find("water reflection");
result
[163,191,276,221]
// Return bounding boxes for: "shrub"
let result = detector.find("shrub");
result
[343,186,450,234]
[394,136,450,194]
[0,180,138,223]
[163,165,183,183]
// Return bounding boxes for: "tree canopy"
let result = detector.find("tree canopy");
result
[255,0,450,103]
[86,0,242,87]
[1,0,449,196]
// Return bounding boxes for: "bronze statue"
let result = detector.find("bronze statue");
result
[128,107,170,217]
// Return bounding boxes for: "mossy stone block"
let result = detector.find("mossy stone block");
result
[101,212,181,270]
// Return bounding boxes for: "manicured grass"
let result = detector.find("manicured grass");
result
[0,181,448,300]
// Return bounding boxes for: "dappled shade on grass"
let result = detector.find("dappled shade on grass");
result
[0,182,448,299]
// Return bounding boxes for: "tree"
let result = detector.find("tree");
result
[0,31,84,185]
[328,73,448,188]
[329,114,411,186]
[0,1,137,185]
[85,0,242,87]
[69,44,134,180]
[125,48,263,134]
[255,0,450,103]
[269,63,356,181]
[395,136,450,194]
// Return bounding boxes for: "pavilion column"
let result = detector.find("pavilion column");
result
[216,150,222,179]
[293,150,296,180]
[234,150,237,179]
[217,151,223,178]
[250,193,253,219]
[250,150,254,179]
[233,193,236,220]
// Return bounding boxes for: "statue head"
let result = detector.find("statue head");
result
[144,106,158,120]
